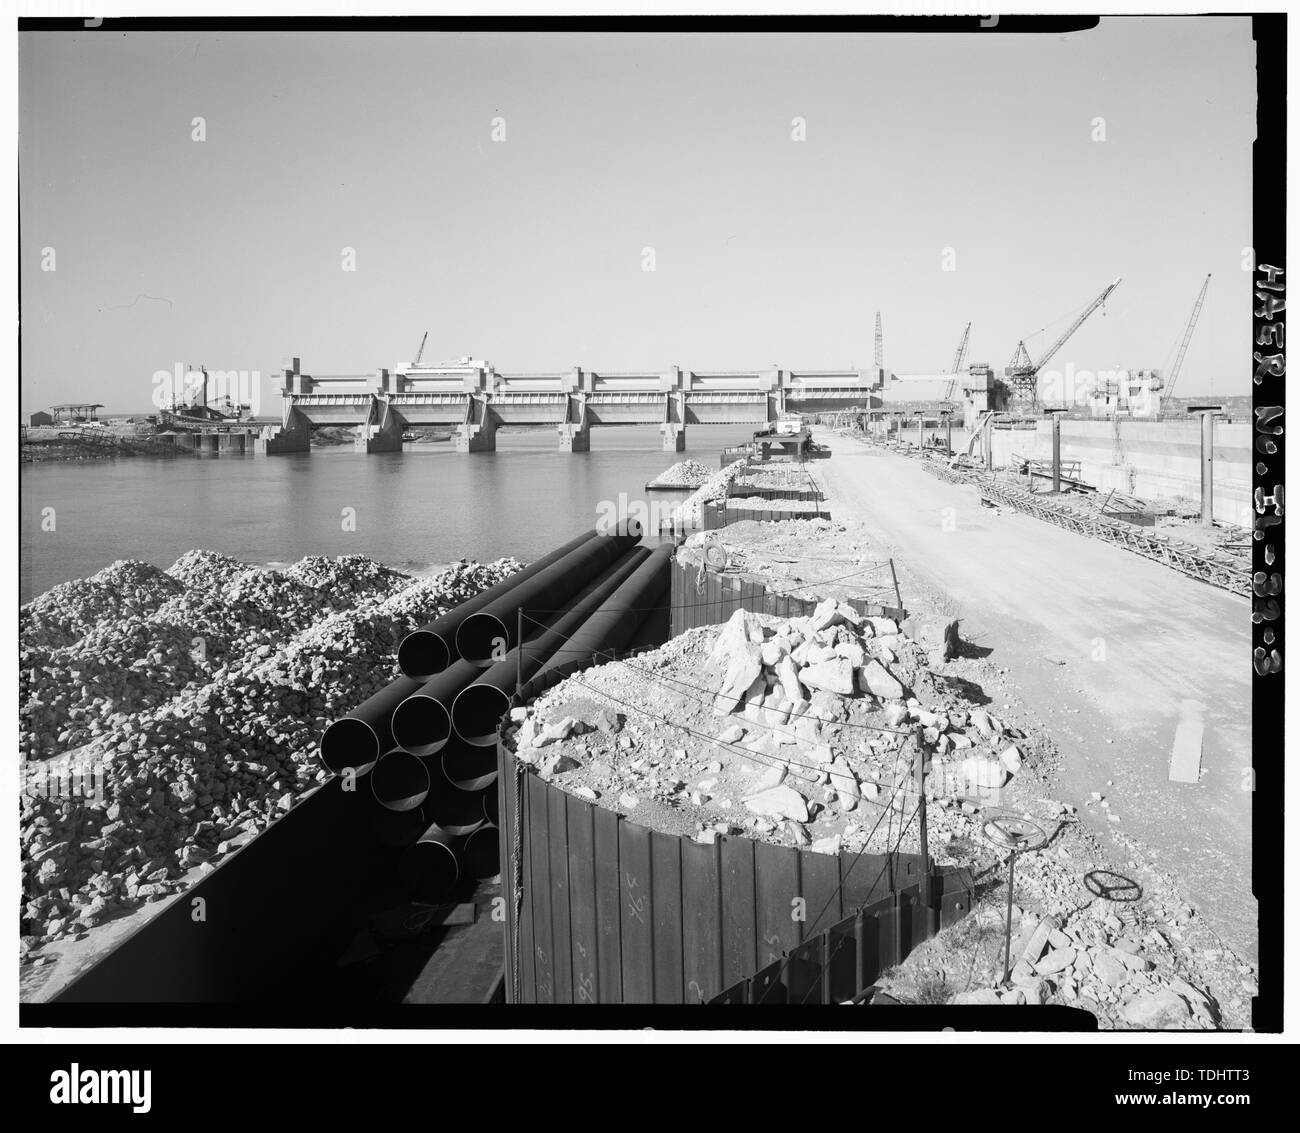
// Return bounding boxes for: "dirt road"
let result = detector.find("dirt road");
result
[814,429,1255,961]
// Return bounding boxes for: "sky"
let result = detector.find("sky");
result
[19,18,1257,416]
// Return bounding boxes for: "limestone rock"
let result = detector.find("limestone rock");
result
[799,657,855,696]
[858,659,904,700]
[743,785,809,822]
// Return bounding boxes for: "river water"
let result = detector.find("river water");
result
[20,426,759,603]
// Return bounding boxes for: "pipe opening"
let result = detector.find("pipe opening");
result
[318,717,380,776]
[391,693,452,758]
[429,789,487,836]
[397,629,451,680]
[400,838,460,901]
[456,612,510,669]
[451,683,513,748]
[442,744,499,792]
[370,750,432,812]
[463,823,501,880]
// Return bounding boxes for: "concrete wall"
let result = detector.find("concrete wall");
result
[990,418,1251,527]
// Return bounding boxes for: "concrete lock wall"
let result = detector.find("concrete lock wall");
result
[990,418,1251,527]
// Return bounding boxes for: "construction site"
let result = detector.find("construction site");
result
[20,262,1258,1025]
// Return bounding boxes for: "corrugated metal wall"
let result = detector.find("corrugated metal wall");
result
[499,746,973,1004]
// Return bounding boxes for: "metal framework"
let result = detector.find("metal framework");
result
[976,480,1249,596]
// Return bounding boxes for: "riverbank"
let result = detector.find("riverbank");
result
[20,551,522,969]
[21,432,198,463]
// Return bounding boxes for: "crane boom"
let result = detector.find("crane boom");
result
[949,322,971,373]
[1162,274,1211,402]
[874,312,883,369]
[413,331,428,367]
[1008,278,1123,376]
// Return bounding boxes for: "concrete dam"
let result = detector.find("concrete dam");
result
[265,357,895,454]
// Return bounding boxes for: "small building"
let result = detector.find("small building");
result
[27,410,52,427]
[50,403,104,425]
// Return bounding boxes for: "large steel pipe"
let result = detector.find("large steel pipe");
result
[429,785,488,836]
[462,823,501,881]
[396,529,597,679]
[450,547,651,746]
[442,741,499,792]
[363,793,433,851]
[318,675,425,776]
[519,543,673,701]
[456,521,643,667]
[370,748,433,812]
[390,658,482,758]
[399,822,462,901]
[483,788,499,827]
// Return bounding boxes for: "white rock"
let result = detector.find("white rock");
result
[834,641,866,669]
[743,785,809,822]
[858,659,904,700]
[999,744,1023,774]
[799,657,855,696]
[774,655,806,704]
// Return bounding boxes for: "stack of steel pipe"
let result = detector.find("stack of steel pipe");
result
[317,523,664,903]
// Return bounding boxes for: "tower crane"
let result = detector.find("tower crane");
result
[1006,277,1122,409]
[949,322,971,373]
[412,331,429,367]
[1161,274,1211,404]
[874,312,883,370]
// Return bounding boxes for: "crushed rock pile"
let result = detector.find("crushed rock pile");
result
[649,459,714,489]
[732,465,822,492]
[669,461,746,526]
[504,602,1003,855]
[677,518,898,606]
[726,496,825,514]
[505,602,1254,1030]
[20,551,522,951]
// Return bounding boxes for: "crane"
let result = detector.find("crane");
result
[1161,274,1211,404]
[1006,277,1122,409]
[412,331,429,367]
[874,312,883,370]
[949,322,971,373]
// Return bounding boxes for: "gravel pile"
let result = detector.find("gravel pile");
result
[20,551,522,951]
[649,459,714,489]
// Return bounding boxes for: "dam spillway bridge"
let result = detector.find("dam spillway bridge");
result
[266,358,903,454]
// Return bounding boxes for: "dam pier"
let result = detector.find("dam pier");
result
[269,356,922,455]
